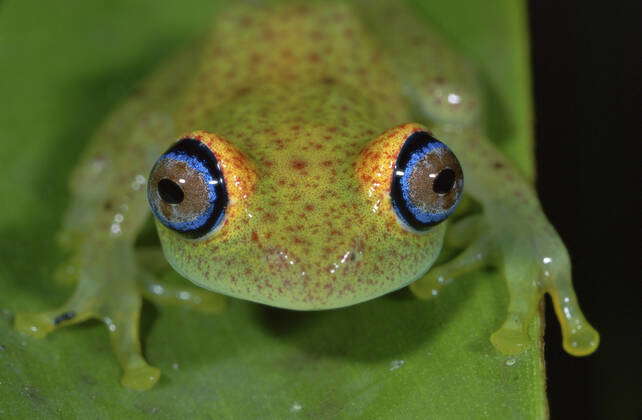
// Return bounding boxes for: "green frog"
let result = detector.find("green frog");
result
[14,0,599,390]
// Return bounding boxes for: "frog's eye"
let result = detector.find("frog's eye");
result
[147,138,228,239]
[390,131,463,231]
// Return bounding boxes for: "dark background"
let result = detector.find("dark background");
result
[529,1,639,419]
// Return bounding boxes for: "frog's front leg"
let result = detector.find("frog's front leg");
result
[15,243,160,390]
[365,0,599,356]
[410,215,496,299]
[137,247,226,314]
[425,125,598,356]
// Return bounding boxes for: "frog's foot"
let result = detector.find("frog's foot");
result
[491,258,600,356]
[490,227,600,357]
[14,247,161,391]
[410,215,493,299]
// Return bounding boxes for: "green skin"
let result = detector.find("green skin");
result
[14,1,599,390]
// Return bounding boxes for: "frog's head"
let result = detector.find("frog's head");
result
[147,123,463,310]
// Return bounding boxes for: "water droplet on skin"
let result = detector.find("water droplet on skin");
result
[431,289,438,296]
[131,174,147,190]
[290,402,303,412]
[447,93,461,104]
[104,317,117,332]
[90,158,106,174]
[389,359,405,371]
[505,358,516,367]
[172,363,180,370]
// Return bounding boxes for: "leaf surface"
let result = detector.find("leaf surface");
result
[0,1,544,418]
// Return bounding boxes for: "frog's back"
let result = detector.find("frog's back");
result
[178,1,408,133]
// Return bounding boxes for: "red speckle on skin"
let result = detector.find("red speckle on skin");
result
[310,30,324,41]
[251,231,259,242]
[281,48,294,58]
[239,15,254,26]
[304,204,315,211]
[321,76,335,85]
[264,213,277,222]
[308,53,320,63]
[293,4,310,14]
[291,159,308,170]
[321,160,333,167]
[250,52,262,64]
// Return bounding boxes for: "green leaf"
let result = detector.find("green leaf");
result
[0,0,545,418]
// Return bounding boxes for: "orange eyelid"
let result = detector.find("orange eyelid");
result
[355,122,428,205]
[185,130,257,231]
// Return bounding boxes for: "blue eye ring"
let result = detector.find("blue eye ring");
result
[390,131,464,232]
[147,138,228,239]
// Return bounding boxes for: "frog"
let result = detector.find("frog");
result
[14,0,599,391]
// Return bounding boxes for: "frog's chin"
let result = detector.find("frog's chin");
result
[176,276,416,311]
[162,248,437,311]
[158,222,446,311]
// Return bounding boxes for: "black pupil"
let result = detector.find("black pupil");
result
[158,178,184,204]
[433,168,456,195]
